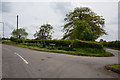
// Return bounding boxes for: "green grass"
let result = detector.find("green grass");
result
[107,64,120,70]
[2,40,114,57]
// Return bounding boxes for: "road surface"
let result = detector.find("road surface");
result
[2,44,119,78]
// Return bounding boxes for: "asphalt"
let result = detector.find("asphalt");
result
[1,44,119,78]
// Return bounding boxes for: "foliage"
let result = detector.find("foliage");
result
[99,39,106,42]
[2,40,113,57]
[21,43,42,47]
[11,28,28,39]
[71,21,96,41]
[63,7,107,40]
[107,64,120,70]
[99,39,104,42]
[34,24,53,40]
[10,37,17,42]
[106,64,120,74]
[71,40,103,49]
[2,37,10,40]
[24,39,103,49]
[80,27,96,41]
[10,37,23,43]
[102,41,120,50]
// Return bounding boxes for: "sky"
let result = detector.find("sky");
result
[0,0,119,41]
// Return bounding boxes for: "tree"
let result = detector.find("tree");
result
[71,20,96,41]
[99,39,104,42]
[34,24,53,40]
[11,28,28,39]
[99,39,106,42]
[63,7,107,41]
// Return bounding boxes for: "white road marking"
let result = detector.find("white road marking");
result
[14,52,29,64]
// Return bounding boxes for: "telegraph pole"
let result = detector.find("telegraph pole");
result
[17,15,18,39]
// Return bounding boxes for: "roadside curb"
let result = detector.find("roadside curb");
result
[105,65,120,74]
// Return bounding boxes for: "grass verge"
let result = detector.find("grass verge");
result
[105,64,120,74]
[2,40,114,57]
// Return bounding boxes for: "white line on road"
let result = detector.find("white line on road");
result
[14,52,29,64]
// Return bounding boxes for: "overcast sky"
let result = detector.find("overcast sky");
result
[0,0,119,41]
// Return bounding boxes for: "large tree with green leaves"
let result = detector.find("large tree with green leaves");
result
[63,7,107,41]
[11,28,28,39]
[34,24,53,40]
[71,20,96,41]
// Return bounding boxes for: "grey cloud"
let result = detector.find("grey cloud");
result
[51,2,72,23]
[0,2,12,13]
[52,2,72,15]
[4,22,15,31]
[2,22,15,37]
[54,2,71,13]
[118,1,120,40]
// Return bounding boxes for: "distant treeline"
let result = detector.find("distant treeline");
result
[101,41,120,50]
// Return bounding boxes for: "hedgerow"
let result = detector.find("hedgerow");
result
[10,37,23,43]
[72,40,103,49]
[23,39,103,49]
[102,41,120,49]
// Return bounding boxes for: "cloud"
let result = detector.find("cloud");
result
[118,1,120,40]
[52,2,72,15]
[1,2,118,41]
[0,2,12,13]
[1,2,68,39]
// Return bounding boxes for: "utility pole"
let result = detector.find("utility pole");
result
[0,22,4,38]
[17,15,18,39]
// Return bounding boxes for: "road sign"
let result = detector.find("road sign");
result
[43,36,46,39]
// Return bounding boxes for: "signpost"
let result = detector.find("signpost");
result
[43,35,46,48]
[43,36,46,39]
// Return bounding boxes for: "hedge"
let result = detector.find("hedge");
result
[102,41,120,49]
[23,39,103,49]
[72,40,103,49]
[10,37,23,43]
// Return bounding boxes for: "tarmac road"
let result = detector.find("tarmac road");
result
[2,44,119,78]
